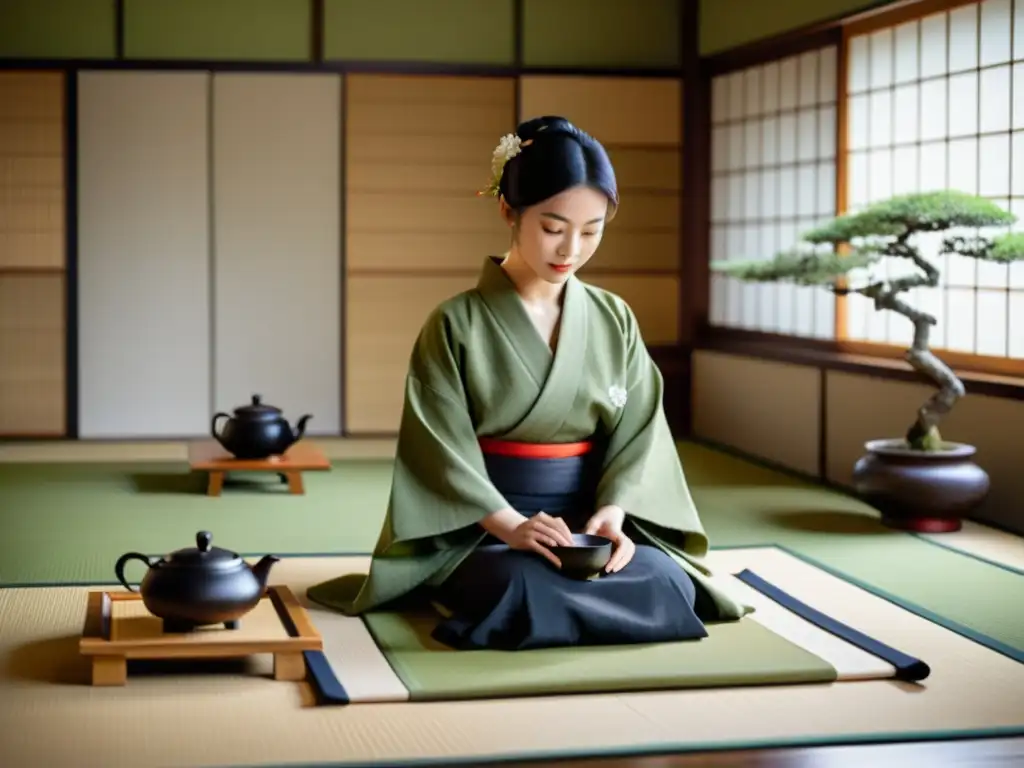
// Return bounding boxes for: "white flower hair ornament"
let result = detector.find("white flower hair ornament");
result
[477,133,533,197]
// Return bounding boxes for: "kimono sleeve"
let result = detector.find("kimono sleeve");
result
[593,303,709,556]
[384,309,511,545]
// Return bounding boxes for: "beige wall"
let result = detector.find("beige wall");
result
[692,349,1024,534]
[699,0,892,54]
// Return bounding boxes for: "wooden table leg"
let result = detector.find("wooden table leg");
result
[92,656,128,686]
[273,651,306,681]
[285,471,304,495]
[207,470,224,497]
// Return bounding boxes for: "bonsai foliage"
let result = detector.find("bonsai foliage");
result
[711,191,1024,451]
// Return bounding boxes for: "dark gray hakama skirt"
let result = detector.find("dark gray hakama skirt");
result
[430,439,710,651]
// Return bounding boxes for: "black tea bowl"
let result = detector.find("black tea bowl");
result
[549,533,613,580]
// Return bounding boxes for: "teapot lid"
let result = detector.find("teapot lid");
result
[165,531,242,570]
[233,394,281,418]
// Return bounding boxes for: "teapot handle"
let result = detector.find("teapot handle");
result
[114,552,153,593]
[211,412,231,439]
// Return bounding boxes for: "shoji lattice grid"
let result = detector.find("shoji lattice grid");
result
[845,0,1024,358]
[709,46,839,338]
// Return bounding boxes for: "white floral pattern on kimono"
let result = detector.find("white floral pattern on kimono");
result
[608,385,628,409]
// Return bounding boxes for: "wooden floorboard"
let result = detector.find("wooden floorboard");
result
[504,737,1024,766]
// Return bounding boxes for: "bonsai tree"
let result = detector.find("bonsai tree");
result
[710,190,1024,452]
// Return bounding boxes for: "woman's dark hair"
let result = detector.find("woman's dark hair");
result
[498,116,619,216]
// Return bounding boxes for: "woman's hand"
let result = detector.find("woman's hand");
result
[584,505,635,573]
[507,512,574,568]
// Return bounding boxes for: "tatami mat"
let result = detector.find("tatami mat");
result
[0,547,1021,768]
[0,436,398,464]
[3,437,1020,575]
[307,550,896,705]
[920,520,1024,573]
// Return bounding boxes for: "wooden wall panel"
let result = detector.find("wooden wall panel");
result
[589,191,681,272]
[345,74,516,432]
[346,275,476,433]
[0,72,65,271]
[0,275,64,435]
[692,350,821,476]
[77,71,211,438]
[345,75,513,268]
[584,274,681,345]
[212,72,342,434]
[519,75,682,339]
[346,231,503,273]
[0,71,66,436]
[519,76,682,146]
[609,146,682,191]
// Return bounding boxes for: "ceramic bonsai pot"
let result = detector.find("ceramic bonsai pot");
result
[851,439,990,533]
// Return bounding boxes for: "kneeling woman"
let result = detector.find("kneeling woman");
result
[307,116,751,650]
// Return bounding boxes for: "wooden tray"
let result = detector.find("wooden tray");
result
[78,585,322,687]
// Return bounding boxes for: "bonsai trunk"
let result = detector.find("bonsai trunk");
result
[875,293,965,450]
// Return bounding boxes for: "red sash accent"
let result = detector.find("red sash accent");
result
[478,436,593,459]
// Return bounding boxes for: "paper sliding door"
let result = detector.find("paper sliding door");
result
[211,73,342,434]
[77,71,211,438]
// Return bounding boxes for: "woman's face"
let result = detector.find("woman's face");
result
[501,185,609,284]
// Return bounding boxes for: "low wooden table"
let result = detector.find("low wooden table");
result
[188,440,331,496]
[79,585,322,686]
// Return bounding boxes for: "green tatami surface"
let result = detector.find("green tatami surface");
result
[1,441,1022,659]
[363,607,837,701]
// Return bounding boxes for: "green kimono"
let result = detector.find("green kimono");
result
[307,256,753,623]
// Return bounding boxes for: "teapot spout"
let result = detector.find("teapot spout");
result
[292,414,312,442]
[251,554,281,593]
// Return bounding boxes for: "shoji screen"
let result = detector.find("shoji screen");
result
[77,71,211,438]
[0,72,66,436]
[708,47,839,338]
[344,74,515,433]
[518,76,682,345]
[212,73,342,434]
[845,0,1024,358]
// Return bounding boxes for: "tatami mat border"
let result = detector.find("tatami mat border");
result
[2,542,1022,665]
[223,726,1024,768]
[913,535,1024,577]
[735,569,929,681]
[749,545,1024,666]
[302,563,912,706]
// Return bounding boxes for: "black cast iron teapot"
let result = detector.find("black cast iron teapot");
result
[211,394,311,459]
[114,531,280,633]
